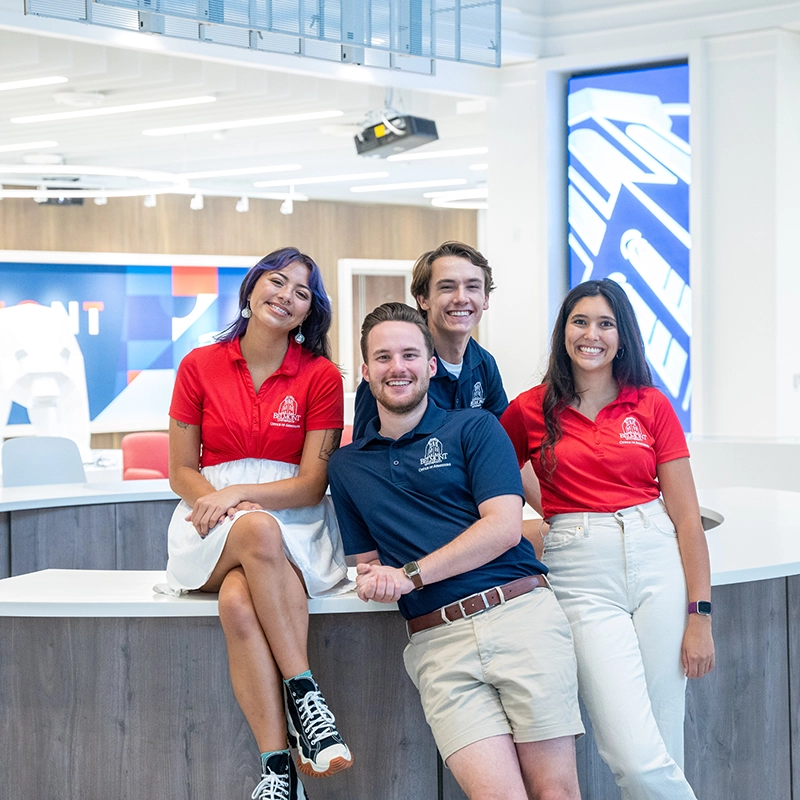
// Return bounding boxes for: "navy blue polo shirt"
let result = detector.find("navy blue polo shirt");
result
[352,337,508,439]
[328,400,545,620]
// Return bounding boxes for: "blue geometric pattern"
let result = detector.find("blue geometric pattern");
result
[0,262,247,423]
[568,63,691,432]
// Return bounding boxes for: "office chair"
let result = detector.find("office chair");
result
[121,431,169,480]
[1,436,87,487]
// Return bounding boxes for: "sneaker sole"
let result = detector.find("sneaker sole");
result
[295,753,353,779]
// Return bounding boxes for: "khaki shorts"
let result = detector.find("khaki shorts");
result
[402,587,584,762]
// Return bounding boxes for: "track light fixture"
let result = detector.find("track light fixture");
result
[93,196,108,206]
[235,196,249,213]
[189,193,204,210]
[143,194,157,208]
[279,197,293,215]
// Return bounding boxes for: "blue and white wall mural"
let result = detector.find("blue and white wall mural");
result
[0,254,253,432]
[567,62,691,431]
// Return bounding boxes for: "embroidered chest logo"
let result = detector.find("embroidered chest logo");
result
[619,416,648,446]
[419,437,451,471]
[470,382,485,408]
[273,395,301,425]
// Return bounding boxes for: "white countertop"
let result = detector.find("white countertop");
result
[0,486,796,617]
[0,568,393,617]
[700,487,800,586]
[0,478,176,512]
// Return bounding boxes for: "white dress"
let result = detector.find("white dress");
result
[163,457,352,598]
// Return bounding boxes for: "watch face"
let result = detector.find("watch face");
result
[697,601,712,615]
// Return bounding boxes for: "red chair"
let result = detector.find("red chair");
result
[341,425,354,446]
[121,432,169,480]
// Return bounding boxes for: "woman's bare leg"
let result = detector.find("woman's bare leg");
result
[217,567,288,752]
[203,513,309,678]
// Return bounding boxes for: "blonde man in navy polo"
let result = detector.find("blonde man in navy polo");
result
[352,241,507,439]
[328,303,583,800]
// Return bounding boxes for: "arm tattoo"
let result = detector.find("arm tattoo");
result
[176,420,190,429]
[318,429,342,462]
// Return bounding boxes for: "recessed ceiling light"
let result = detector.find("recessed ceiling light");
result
[22,153,64,165]
[351,179,468,193]
[53,91,106,109]
[254,172,389,188]
[0,76,68,92]
[0,141,58,154]
[0,164,186,185]
[11,95,217,124]
[387,147,488,162]
[182,164,302,180]
[423,187,489,209]
[469,163,489,171]
[143,109,344,137]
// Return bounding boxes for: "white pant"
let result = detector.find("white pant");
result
[544,498,697,800]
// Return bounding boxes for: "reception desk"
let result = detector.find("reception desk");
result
[0,479,176,578]
[0,485,798,799]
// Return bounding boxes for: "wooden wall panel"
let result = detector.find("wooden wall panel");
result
[307,611,438,799]
[0,196,477,363]
[0,612,438,800]
[10,505,117,575]
[684,578,791,800]
[115,499,175,570]
[789,574,800,800]
[0,512,9,579]
[575,699,620,799]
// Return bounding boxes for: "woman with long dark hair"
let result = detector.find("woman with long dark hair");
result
[165,248,353,800]
[501,278,714,800]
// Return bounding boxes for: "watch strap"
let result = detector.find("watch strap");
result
[688,600,712,616]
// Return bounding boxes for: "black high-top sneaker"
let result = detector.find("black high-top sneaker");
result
[285,675,353,778]
[251,751,308,800]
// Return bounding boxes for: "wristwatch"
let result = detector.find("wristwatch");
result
[402,561,424,591]
[688,601,712,616]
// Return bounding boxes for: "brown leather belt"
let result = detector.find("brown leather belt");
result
[406,574,549,636]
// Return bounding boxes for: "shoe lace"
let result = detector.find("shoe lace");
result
[296,690,338,745]
[251,771,290,800]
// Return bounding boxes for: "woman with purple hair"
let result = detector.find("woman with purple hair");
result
[165,248,353,800]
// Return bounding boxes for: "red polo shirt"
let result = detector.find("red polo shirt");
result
[170,338,343,468]
[501,384,689,517]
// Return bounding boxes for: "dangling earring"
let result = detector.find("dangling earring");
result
[241,305,252,319]
[294,325,305,345]
[615,347,625,360]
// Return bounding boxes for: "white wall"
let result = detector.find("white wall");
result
[485,28,800,439]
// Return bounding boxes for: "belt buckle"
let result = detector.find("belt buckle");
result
[458,590,490,619]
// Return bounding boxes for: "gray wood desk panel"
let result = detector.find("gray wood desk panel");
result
[446,576,792,800]
[307,611,437,799]
[10,504,117,575]
[115,499,174,570]
[0,512,8,578]
[684,578,791,799]
[442,763,467,799]
[789,574,800,800]
[575,698,620,799]
[0,611,436,800]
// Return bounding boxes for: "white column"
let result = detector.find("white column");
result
[702,29,800,437]
[483,62,564,401]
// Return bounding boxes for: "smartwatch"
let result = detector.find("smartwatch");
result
[402,561,424,591]
[688,601,712,616]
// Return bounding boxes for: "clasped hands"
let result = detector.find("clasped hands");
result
[355,562,414,603]
[187,486,262,537]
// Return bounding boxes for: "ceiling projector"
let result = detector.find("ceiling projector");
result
[354,115,438,158]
